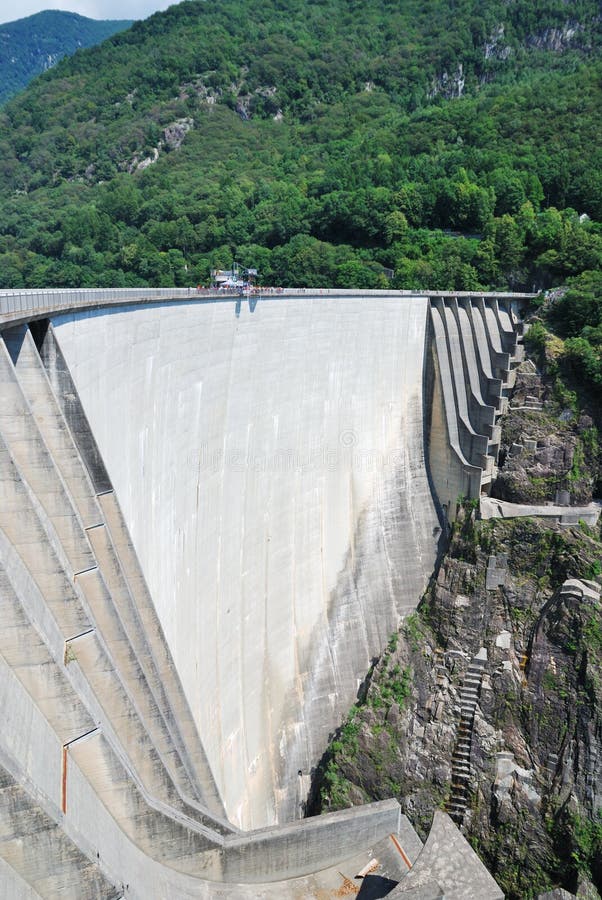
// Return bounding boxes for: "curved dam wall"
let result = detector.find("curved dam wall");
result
[52,293,441,829]
[0,288,527,897]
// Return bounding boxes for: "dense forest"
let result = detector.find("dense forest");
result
[0,0,600,312]
[1,3,601,897]
[0,11,132,106]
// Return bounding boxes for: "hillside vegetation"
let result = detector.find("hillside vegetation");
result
[0,11,133,106]
[0,0,601,292]
[1,4,601,897]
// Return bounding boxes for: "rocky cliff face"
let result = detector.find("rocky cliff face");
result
[492,358,601,506]
[310,350,602,900]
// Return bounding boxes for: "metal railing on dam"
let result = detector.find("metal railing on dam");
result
[0,285,537,324]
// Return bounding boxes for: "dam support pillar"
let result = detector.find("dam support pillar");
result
[426,295,523,523]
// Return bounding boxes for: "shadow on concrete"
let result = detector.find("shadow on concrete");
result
[357,874,399,898]
[235,294,259,317]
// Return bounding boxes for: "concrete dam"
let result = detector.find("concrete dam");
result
[0,287,530,898]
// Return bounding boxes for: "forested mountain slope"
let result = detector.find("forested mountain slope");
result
[1,4,601,898]
[0,0,600,294]
[0,11,133,106]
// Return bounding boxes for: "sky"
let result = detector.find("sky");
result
[0,0,177,25]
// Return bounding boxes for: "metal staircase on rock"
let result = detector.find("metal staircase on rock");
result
[447,649,488,824]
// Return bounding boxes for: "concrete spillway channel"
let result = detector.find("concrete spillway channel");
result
[0,288,531,898]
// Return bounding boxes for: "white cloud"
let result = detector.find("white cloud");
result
[0,0,177,25]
